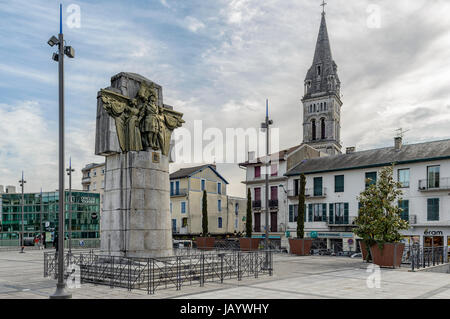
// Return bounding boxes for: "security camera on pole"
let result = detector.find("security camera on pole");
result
[47,4,75,299]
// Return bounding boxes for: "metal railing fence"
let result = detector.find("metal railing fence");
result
[44,249,273,294]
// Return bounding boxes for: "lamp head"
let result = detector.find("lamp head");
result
[52,53,59,62]
[64,46,75,58]
[47,36,59,47]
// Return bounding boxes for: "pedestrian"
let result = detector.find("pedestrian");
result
[34,236,39,248]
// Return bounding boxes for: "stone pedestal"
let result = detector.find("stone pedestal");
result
[100,150,172,258]
[95,72,182,258]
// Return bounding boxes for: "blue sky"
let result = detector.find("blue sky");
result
[1,0,450,196]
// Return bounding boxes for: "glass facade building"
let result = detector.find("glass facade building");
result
[0,191,100,243]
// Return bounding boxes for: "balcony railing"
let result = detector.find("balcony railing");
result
[81,177,91,184]
[327,216,355,226]
[306,187,327,198]
[418,178,450,191]
[269,199,278,208]
[287,189,299,197]
[252,200,262,209]
[170,189,188,197]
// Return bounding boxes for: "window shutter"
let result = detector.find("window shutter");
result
[304,204,307,222]
[344,203,349,224]
[289,205,293,223]
[308,204,313,222]
[322,203,327,221]
[329,204,334,224]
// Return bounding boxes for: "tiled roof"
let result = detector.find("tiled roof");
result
[286,139,450,176]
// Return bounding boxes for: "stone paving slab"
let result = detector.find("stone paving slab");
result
[0,250,448,299]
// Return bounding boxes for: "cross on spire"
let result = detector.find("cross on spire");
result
[321,0,327,14]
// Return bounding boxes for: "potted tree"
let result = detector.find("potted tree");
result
[196,190,215,250]
[354,166,409,268]
[289,174,312,256]
[240,188,260,251]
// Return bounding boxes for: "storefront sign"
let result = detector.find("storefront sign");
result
[424,229,443,236]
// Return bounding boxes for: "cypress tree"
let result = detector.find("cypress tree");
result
[246,188,252,237]
[202,190,208,236]
[297,174,306,239]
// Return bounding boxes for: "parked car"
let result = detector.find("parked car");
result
[350,253,362,258]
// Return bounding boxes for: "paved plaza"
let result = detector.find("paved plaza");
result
[0,249,449,299]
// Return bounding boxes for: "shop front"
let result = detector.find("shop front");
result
[305,231,357,252]
[402,227,450,262]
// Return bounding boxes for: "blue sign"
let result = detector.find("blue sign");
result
[310,231,318,239]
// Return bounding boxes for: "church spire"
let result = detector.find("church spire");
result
[303,6,340,99]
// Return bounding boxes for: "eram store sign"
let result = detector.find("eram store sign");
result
[424,229,444,236]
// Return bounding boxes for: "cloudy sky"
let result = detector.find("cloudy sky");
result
[0,0,449,196]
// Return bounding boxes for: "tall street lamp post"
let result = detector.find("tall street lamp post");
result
[261,99,273,267]
[48,4,75,299]
[66,158,75,255]
[19,171,26,253]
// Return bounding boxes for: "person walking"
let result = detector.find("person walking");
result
[53,234,59,254]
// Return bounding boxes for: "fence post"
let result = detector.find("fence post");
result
[220,253,224,283]
[128,258,131,291]
[110,256,114,289]
[254,252,258,278]
[177,256,181,290]
[269,250,273,276]
[237,252,241,281]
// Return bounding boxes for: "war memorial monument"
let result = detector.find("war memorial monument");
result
[95,72,184,258]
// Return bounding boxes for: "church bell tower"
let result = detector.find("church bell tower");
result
[302,6,342,155]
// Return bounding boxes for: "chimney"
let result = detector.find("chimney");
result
[346,147,356,154]
[248,151,256,163]
[395,137,402,151]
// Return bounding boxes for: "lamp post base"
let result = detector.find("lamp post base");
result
[49,283,72,299]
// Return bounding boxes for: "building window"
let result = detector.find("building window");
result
[181,202,186,214]
[93,182,97,191]
[427,166,440,189]
[218,217,223,229]
[321,118,326,140]
[271,164,278,176]
[324,102,327,110]
[170,202,172,214]
[101,169,105,175]
[254,188,261,201]
[398,200,409,221]
[93,170,97,176]
[270,186,278,200]
[335,175,344,193]
[312,203,327,222]
[289,205,298,223]
[255,166,261,178]
[330,203,349,225]
[313,177,323,197]
[172,219,176,232]
[311,120,317,140]
[101,180,104,189]
[235,203,239,215]
[317,65,321,76]
[182,217,188,228]
[427,198,439,221]
[218,200,222,212]
[365,172,377,189]
[398,169,410,188]
[217,182,222,194]
[201,179,206,191]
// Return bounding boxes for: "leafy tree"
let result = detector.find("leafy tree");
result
[354,165,409,261]
[202,190,208,236]
[297,174,306,239]
[246,188,252,237]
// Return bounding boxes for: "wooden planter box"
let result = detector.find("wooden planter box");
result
[370,243,405,268]
[195,237,215,250]
[239,238,260,251]
[360,241,371,262]
[289,238,313,256]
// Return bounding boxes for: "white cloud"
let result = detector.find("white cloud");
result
[182,16,205,33]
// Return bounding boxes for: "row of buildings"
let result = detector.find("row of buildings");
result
[1,8,449,252]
